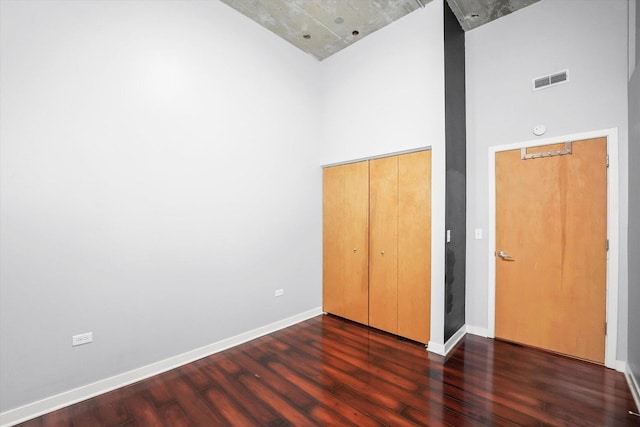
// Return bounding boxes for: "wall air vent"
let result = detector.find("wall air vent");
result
[532,70,569,91]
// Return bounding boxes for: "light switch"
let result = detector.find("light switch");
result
[475,228,483,239]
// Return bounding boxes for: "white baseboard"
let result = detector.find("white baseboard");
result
[0,307,323,427]
[616,360,627,373]
[427,341,447,356]
[465,325,489,338]
[427,340,446,355]
[444,325,467,354]
[427,324,467,356]
[626,364,640,412]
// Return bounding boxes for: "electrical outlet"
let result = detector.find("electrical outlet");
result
[275,289,284,297]
[72,332,93,347]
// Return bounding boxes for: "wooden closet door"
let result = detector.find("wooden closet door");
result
[322,162,369,324]
[369,156,398,334]
[398,150,431,343]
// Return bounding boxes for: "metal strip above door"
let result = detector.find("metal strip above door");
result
[521,141,572,160]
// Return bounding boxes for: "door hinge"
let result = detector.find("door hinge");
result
[605,321,607,335]
[606,154,609,167]
[606,239,609,251]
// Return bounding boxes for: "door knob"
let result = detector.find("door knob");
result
[353,248,357,252]
[498,251,514,260]
[381,250,385,255]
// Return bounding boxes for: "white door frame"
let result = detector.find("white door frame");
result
[487,128,619,369]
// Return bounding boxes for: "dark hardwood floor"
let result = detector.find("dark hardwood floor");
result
[18,314,640,426]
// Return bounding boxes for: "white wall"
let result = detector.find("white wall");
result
[6,0,629,418]
[465,0,629,359]
[627,0,640,387]
[0,0,321,413]
[319,0,447,347]
[319,1,445,165]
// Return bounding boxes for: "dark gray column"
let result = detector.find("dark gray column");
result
[444,1,466,342]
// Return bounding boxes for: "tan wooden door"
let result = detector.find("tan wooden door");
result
[323,161,369,324]
[495,137,607,363]
[398,150,431,343]
[369,156,399,334]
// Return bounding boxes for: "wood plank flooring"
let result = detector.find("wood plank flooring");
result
[17,314,640,426]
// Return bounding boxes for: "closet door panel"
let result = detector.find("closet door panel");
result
[398,150,431,343]
[322,162,369,324]
[322,166,345,316]
[343,161,369,324]
[369,156,398,334]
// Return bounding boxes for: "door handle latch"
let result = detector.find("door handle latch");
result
[498,251,514,260]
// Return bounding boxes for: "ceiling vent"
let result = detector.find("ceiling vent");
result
[532,70,569,91]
